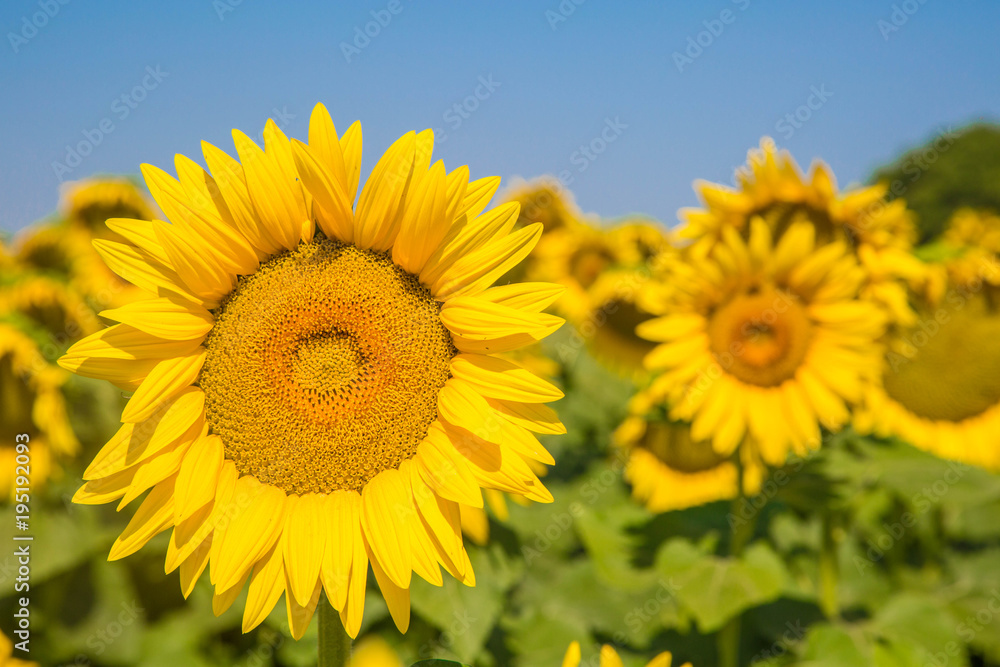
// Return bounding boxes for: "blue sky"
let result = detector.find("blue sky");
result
[1,0,997,234]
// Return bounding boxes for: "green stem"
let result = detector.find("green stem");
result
[718,453,753,667]
[819,512,839,620]
[318,593,352,667]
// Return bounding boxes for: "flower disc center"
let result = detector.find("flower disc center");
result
[199,237,455,494]
[640,420,727,473]
[708,289,812,387]
[884,297,1000,422]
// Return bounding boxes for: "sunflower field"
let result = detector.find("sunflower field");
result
[2,114,999,667]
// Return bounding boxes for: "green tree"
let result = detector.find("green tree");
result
[870,123,1000,243]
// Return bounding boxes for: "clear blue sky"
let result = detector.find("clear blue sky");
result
[2,0,997,234]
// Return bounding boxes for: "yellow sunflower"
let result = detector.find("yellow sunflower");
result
[562,641,689,667]
[579,221,674,376]
[60,177,156,241]
[614,391,763,512]
[0,274,101,348]
[937,208,1000,290]
[502,176,583,234]
[11,225,141,310]
[677,138,923,327]
[0,322,77,498]
[59,104,565,639]
[856,249,1000,471]
[638,219,886,466]
[526,220,617,321]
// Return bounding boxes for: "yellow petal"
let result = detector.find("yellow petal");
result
[174,433,224,523]
[285,578,322,640]
[290,138,354,242]
[339,121,363,203]
[242,542,285,633]
[109,475,177,560]
[416,426,484,508]
[100,296,214,341]
[393,161,449,274]
[212,478,287,592]
[92,240,206,306]
[321,490,360,611]
[354,131,417,251]
[121,349,206,423]
[366,539,411,633]
[283,492,327,607]
[202,140,283,256]
[450,354,563,403]
[562,641,582,667]
[360,469,412,589]
[431,223,543,299]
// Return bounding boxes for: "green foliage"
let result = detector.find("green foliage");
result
[870,123,1000,242]
[5,334,1000,667]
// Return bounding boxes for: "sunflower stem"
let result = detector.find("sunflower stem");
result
[318,594,352,667]
[718,453,753,667]
[819,512,839,619]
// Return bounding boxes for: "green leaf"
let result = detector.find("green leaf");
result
[410,544,521,664]
[797,624,867,667]
[410,660,473,666]
[655,539,788,632]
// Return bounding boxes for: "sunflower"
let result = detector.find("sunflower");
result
[561,641,689,667]
[638,219,886,466]
[856,234,1000,470]
[60,177,155,241]
[0,322,77,498]
[59,104,565,639]
[0,631,38,667]
[677,138,922,327]
[614,391,763,512]
[11,225,141,310]
[0,274,101,348]
[579,221,674,376]
[937,208,1000,290]
[526,221,617,321]
[502,177,583,234]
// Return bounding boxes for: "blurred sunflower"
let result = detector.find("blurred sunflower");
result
[60,177,155,241]
[561,641,688,667]
[678,138,925,326]
[0,631,37,667]
[527,221,616,321]
[11,225,140,310]
[638,219,886,466]
[0,273,102,346]
[349,636,404,667]
[60,104,564,639]
[581,222,673,376]
[503,177,583,234]
[614,392,763,512]
[0,322,77,498]
[857,210,1000,470]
